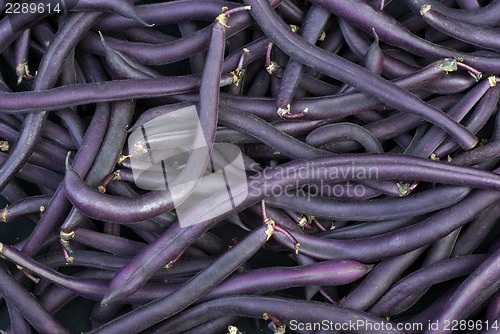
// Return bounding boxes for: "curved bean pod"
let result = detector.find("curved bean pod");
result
[425,249,500,334]
[82,1,282,65]
[452,203,500,257]
[406,77,493,158]
[370,254,487,316]
[306,122,383,153]
[452,140,500,166]
[71,229,146,257]
[435,85,500,158]
[21,102,111,257]
[420,4,500,53]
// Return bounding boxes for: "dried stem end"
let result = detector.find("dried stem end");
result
[16,61,31,85]
[281,108,308,119]
[298,216,308,228]
[0,141,9,152]
[227,326,242,334]
[294,243,301,255]
[1,207,7,223]
[117,154,131,164]
[420,4,431,15]
[266,61,280,75]
[273,224,300,254]
[60,230,75,241]
[217,13,229,27]
[319,31,327,42]
[398,181,419,197]
[438,58,457,73]
[231,68,245,86]
[217,5,251,27]
[488,75,497,87]
[397,182,411,197]
[61,242,75,264]
[274,325,287,334]
[98,170,121,193]
[264,218,276,241]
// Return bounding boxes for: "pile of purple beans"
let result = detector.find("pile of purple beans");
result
[0,0,499,333]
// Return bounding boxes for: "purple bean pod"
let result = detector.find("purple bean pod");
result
[406,77,493,158]
[310,0,500,72]
[92,223,273,332]
[321,217,416,240]
[266,185,471,221]
[435,84,500,158]
[306,122,383,153]
[99,32,160,79]
[0,260,69,333]
[244,0,478,149]
[212,60,468,121]
[421,227,461,267]
[22,101,111,257]
[78,154,500,306]
[0,75,234,113]
[340,247,427,311]
[275,5,330,114]
[403,0,500,26]
[81,1,283,66]
[370,254,487,316]
[272,188,500,262]
[0,195,51,223]
[7,12,105,261]
[121,27,176,44]
[6,299,32,334]
[425,248,500,334]
[452,203,500,257]
[72,228,146,256]
[95,0,241,31]
[149,295,405,334]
